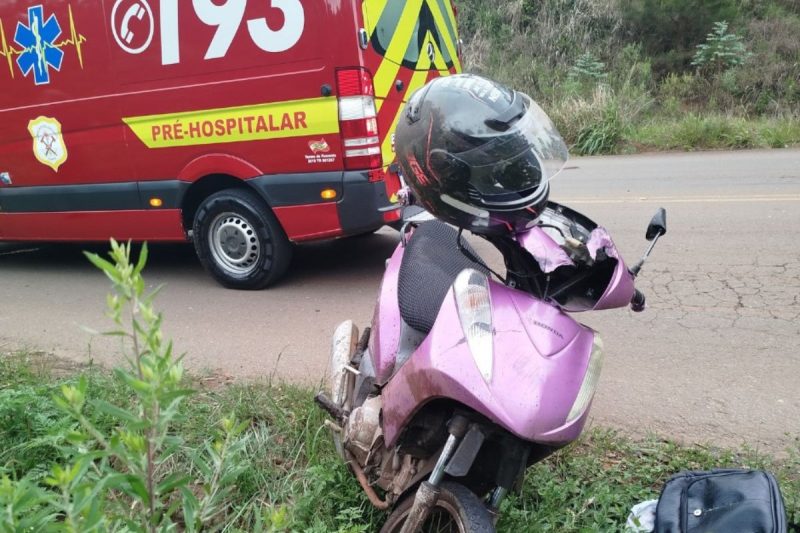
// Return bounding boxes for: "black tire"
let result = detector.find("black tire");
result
[380,482,495,533]
[192,188,292,290]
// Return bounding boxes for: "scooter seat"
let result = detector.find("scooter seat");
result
[398,221,490,334]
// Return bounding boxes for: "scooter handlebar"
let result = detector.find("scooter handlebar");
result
[630,289,646,313]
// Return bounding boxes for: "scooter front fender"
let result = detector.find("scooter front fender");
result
[381,281,597,448]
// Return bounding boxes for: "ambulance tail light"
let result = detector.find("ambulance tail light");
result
[336,68,383,172]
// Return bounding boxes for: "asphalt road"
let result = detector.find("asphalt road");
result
[2,149,799,453]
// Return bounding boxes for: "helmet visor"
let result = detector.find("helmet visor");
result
[431,96,569,197]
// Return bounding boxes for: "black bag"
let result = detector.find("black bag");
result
[654,469,787,533]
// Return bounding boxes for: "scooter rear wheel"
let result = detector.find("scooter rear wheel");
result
[380,482,494,533]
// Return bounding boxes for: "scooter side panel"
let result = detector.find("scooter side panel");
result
[381,282,597,447]
[369,242,405,384]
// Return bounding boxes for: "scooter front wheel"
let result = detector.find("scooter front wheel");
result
[380,482,494,533]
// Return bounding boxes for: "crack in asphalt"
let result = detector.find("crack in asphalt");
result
[635,259,800,341]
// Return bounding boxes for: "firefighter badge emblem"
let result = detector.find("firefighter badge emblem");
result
[28,116,68,171]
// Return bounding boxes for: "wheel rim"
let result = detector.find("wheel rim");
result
[388,500,466,533]
[208,212,261,276]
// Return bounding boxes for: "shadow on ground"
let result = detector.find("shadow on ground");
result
[0,231,401,287]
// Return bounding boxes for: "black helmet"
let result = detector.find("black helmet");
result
[396,74,569,235]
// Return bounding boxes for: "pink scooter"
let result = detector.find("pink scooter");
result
[316,199,667,532]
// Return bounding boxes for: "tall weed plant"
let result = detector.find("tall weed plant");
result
[0,241,248,532]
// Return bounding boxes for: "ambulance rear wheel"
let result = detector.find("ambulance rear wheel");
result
[193,188,292,290]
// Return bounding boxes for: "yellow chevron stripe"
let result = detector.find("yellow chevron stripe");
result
[425,32,451,74]
[374,0,425,108]
[380,67,432,165]
[362,0,390,35]
[380,32,455,166]
[375,58,401,111]
[441,0,459,39]
[438,0,462,73]
[371,0,462,106]
[383,0,425,65]
[380,44,433,165]
[426,0,461,72]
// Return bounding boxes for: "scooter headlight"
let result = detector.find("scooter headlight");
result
[566,335,604,423]
[454,269,494,382]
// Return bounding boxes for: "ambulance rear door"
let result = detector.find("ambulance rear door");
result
[360,0,461,187]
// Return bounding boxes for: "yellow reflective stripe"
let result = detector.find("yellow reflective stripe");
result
[374,0,424,106]
[383,0,424,65]
[441,0,459,39]
[375,58,401,111]
[373,0,423,104]
[372,0,462,104]
[380,40,438,165]
[380,32,457,165]
[362,0,389,35]
[381,73,430,165]
[426,0,461,72]
[438,0,462,72]
[123,97,338,149]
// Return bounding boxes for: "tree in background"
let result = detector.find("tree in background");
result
[619,0,740,75]
[691,21,750,73]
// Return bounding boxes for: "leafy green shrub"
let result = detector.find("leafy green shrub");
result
[569,52,608,82]
[0,241,249,531]
[692,21,751,72]
[0,381,73,479]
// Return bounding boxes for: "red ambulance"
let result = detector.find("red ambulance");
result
[0,0,461,288]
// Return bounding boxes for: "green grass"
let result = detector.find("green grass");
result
[2,351,798,532]
[628,114,800,152]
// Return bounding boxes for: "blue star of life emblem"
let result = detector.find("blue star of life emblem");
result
[14,5,64,85]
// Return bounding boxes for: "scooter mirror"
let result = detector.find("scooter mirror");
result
[646,208,667,241]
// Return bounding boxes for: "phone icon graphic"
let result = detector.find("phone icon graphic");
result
[120,3,145,45]
[111,0,154,55]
